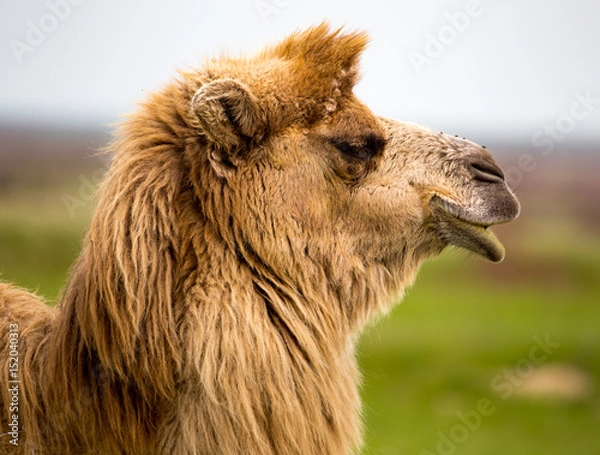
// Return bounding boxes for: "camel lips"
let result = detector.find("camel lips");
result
[429,196,506,262]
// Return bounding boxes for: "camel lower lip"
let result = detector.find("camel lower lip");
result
[430,196,506,262]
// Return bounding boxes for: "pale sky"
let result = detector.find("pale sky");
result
[1,0,599,145]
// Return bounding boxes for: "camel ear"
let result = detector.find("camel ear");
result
[190,78,266,171]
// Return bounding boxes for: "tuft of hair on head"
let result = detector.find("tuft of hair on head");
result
[273,23,368,72]
[271,23,368,93]
[263,23,370,127]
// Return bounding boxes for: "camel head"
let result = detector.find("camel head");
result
[184,24,520,299]
[364,119,521,263]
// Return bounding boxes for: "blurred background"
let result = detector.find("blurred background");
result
[1,1,598,454]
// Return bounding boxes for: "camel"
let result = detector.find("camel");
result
[0,24,519,454]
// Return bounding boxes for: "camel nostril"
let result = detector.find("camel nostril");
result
[469,160,505,183]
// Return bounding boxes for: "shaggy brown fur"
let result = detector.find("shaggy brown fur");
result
[0,24,519,454]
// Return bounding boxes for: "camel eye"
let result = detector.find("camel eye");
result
[331,133,386,161]
[333,140,370,160]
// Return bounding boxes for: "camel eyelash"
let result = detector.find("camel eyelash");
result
[330,133,386,161]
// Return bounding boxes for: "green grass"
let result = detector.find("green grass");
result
[0,182,91,300]
[359,252,600,454]
[1,180,598,455]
